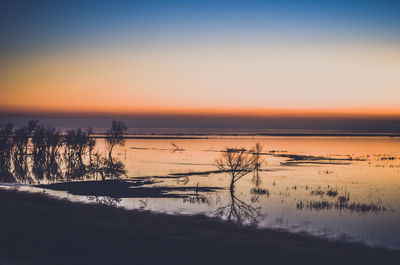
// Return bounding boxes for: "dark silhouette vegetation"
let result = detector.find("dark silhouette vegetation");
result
[297,187,387,213]
[105,120,127,158]
[215,143,270,191]
[0,120,127,184]
[215,146,257,191]
[213,143,266,222]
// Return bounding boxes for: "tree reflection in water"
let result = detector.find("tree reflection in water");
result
[0,120,127,184]
[183,183,211,205]
[214,144,264,224]
[0,123,16,183]
[215,188,260,224]
[250,143,264,188]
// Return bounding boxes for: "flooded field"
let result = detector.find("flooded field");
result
[3,136,399,249]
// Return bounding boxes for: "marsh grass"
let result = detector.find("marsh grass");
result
[251,188,269,196]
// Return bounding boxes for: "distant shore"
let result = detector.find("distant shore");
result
[89,132,400,139]
[0,188,399,265]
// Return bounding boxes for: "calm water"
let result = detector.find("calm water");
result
[7,136,400,249]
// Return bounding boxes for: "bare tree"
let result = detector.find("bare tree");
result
[9,120,37,183]
[0,123,15,182]
[214,144,265,223]
[105,121,127,159]
[215,148,255,191]
[0,120,130,184]
[89,152,127,181]
[31,125,63,183]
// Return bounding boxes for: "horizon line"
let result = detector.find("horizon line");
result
[1,107,400,118]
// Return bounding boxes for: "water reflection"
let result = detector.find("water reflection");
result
[0,120,127,184]
[296,186,387,213]
[215,188,260,224]
[1,121,400,249]
[183,184,211,205]
[0,123,15,183]
[251,143,264,187]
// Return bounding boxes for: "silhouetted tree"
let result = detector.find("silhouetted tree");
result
[46,128,63,182]
[0,120,129,184]
[63,128,95,181]
[214,146,261,223]
[31,125,63,183]
[89,152,127,181]
[0,123,15,182]
[250,143,264,188]
[215,148,255,191]
[88,133,96,162]
[64,128,93,163]
[12,127,28,180]
[13,123,32,157]
[102,158,127,180]
[105,121,127,159]
[13,123,34,183]
[88,152,105,181]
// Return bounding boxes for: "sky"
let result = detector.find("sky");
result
[1,0,400,116]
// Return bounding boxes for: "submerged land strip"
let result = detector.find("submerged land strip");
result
[36,179,223,198]
[0,188,399,265]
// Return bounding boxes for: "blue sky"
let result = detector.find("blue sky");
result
[2,0,400,58]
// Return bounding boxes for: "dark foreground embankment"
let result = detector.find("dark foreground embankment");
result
[0,189,399,265]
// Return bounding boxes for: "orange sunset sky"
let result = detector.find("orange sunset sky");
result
[1,1,400,117]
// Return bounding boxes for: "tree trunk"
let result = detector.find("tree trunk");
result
[230,173,235,192]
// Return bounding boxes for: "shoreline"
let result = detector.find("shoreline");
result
[0,188,399,265]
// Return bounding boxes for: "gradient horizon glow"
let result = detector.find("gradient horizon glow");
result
[1,0,400,116]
